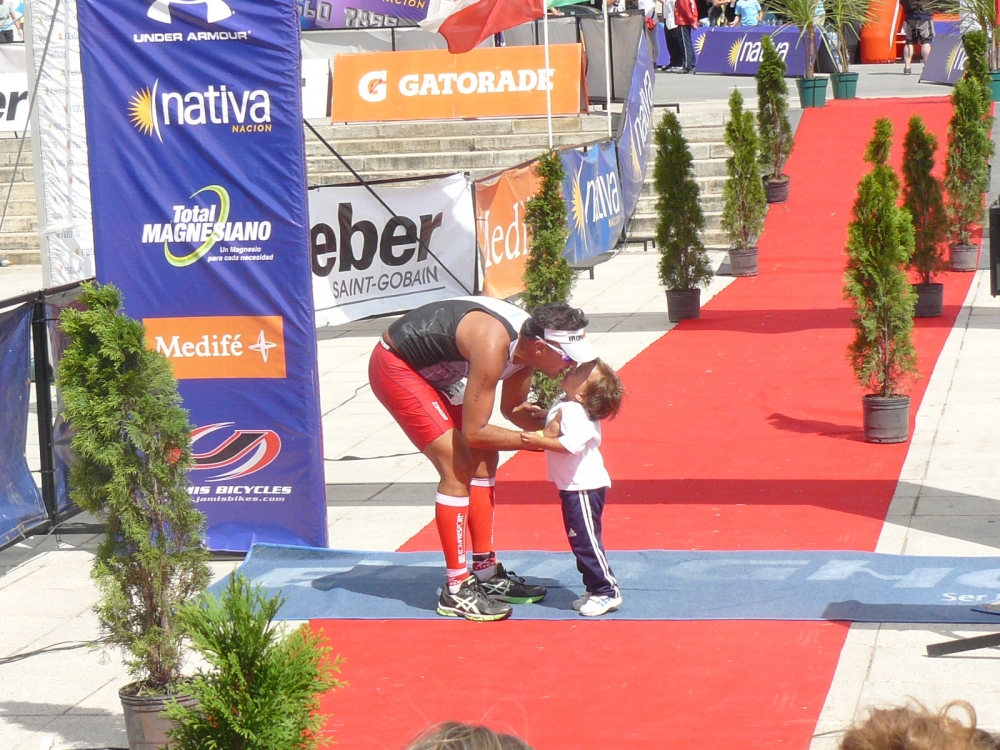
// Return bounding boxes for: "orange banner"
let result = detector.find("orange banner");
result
[333,44,582,123]
[475,162,541,300]
[144,315,286,380]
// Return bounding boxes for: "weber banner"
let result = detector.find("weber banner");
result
[0,303,47,546]
[476,162,540,300]
[77,0,328,551]
[310,173,475,325]
[560,141,624,264]
[616,32,655,221]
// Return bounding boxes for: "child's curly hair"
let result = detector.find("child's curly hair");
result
[840,701,998,750]
[580,359,624,421]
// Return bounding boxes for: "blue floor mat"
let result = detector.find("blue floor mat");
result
[224,543,1000,622]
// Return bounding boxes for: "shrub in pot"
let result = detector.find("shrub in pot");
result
[722,89,767,277]
[944,75,994,271]
[902,115,948,317]
[653,110,713,322]
[824,0,872,99]
[843,118,917,443]
[769,0,827,107]
[165,572,344,750]
[522,148,573,407]
[57,281,210,749]
[756,35,794,203]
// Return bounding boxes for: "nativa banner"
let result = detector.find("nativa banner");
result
[693,26,815,77]
[77,0,328,551]
[616,32,655,222]
[560,141,624,264]
[310,173,476,325]
[921,32,964,85]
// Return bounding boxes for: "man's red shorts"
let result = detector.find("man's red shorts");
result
[368,341,463,452]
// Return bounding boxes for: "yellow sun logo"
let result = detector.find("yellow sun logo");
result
[128,81,161,141]
[695,33,707,55]
[946,46,965,77]
[570,164,589,254]
[727,36,746,70]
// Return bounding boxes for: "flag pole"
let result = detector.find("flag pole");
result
[543,7,553,149]
[603,0,611,138]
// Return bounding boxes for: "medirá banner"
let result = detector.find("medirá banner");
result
[0,303,47,546]
[476,162,540,300]
[310,173,475,325]
[616,33,655,222]
[77,0,328,551]
[560,141,624,264]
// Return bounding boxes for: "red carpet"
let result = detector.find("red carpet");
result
[319,98,977,748]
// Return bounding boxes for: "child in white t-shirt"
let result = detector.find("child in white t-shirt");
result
[521,359,625,616]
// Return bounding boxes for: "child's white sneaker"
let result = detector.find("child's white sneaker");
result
[579,592,622,617]
[572,592,592,611]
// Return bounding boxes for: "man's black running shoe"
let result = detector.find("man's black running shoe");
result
[479,563,547,604]
[437,576,513,621]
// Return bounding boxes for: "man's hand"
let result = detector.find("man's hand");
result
[511,401,547,423]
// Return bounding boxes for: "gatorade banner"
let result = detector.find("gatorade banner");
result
[77,0,328,551]
[0,303,47,546]
[310,173,475,325]
[476,161,540,300]
[616,32,655,221]
[332,44,583,123]
[560,141,624,264]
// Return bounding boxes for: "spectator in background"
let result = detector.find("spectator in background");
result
[661,0,683,70]
[406,723,534,750]
[0,0,20,44]
[639,0,660,63]
[673,0,698,72]
[840,701,999,750]
[733,0,762,25]
[901,0,934,75]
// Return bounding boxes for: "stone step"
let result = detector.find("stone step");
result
[0,149,33,166]
[312,115,613,141]
[309,148,556,174]
[0,248,41,265]
[0,231,41,250]
[0,165,34,182]
[0,214,37,232]
[306,130,612,158]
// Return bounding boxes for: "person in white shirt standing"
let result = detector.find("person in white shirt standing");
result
[521,359,625,617]
[0,0,20,43]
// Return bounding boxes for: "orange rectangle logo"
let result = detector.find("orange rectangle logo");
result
[476,162,541,299]
[144,315,286,380]
[332,44,582,123]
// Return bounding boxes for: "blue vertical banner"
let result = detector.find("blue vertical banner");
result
[560,141,625,263]
[616,32,655,222]
[0,304,47,546]
[77,0,328,551]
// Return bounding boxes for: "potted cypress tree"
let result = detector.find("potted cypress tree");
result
[844,118,917,444]
[57,281,211,750]
[944,75,993,272]
[522,148,573,406]
[722,89,768,277]
[654,110,714,321]
[756,35,795,203]
[165,573,344,750]
[824,0,872,99]
[770,0,827,107]
[902,115,948,317]
[944,0,1000,97]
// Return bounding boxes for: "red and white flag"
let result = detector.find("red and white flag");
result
[420,0,546,55]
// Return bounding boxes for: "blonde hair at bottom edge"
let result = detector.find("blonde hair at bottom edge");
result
[840,701,998,750]
[405,722,534,750]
